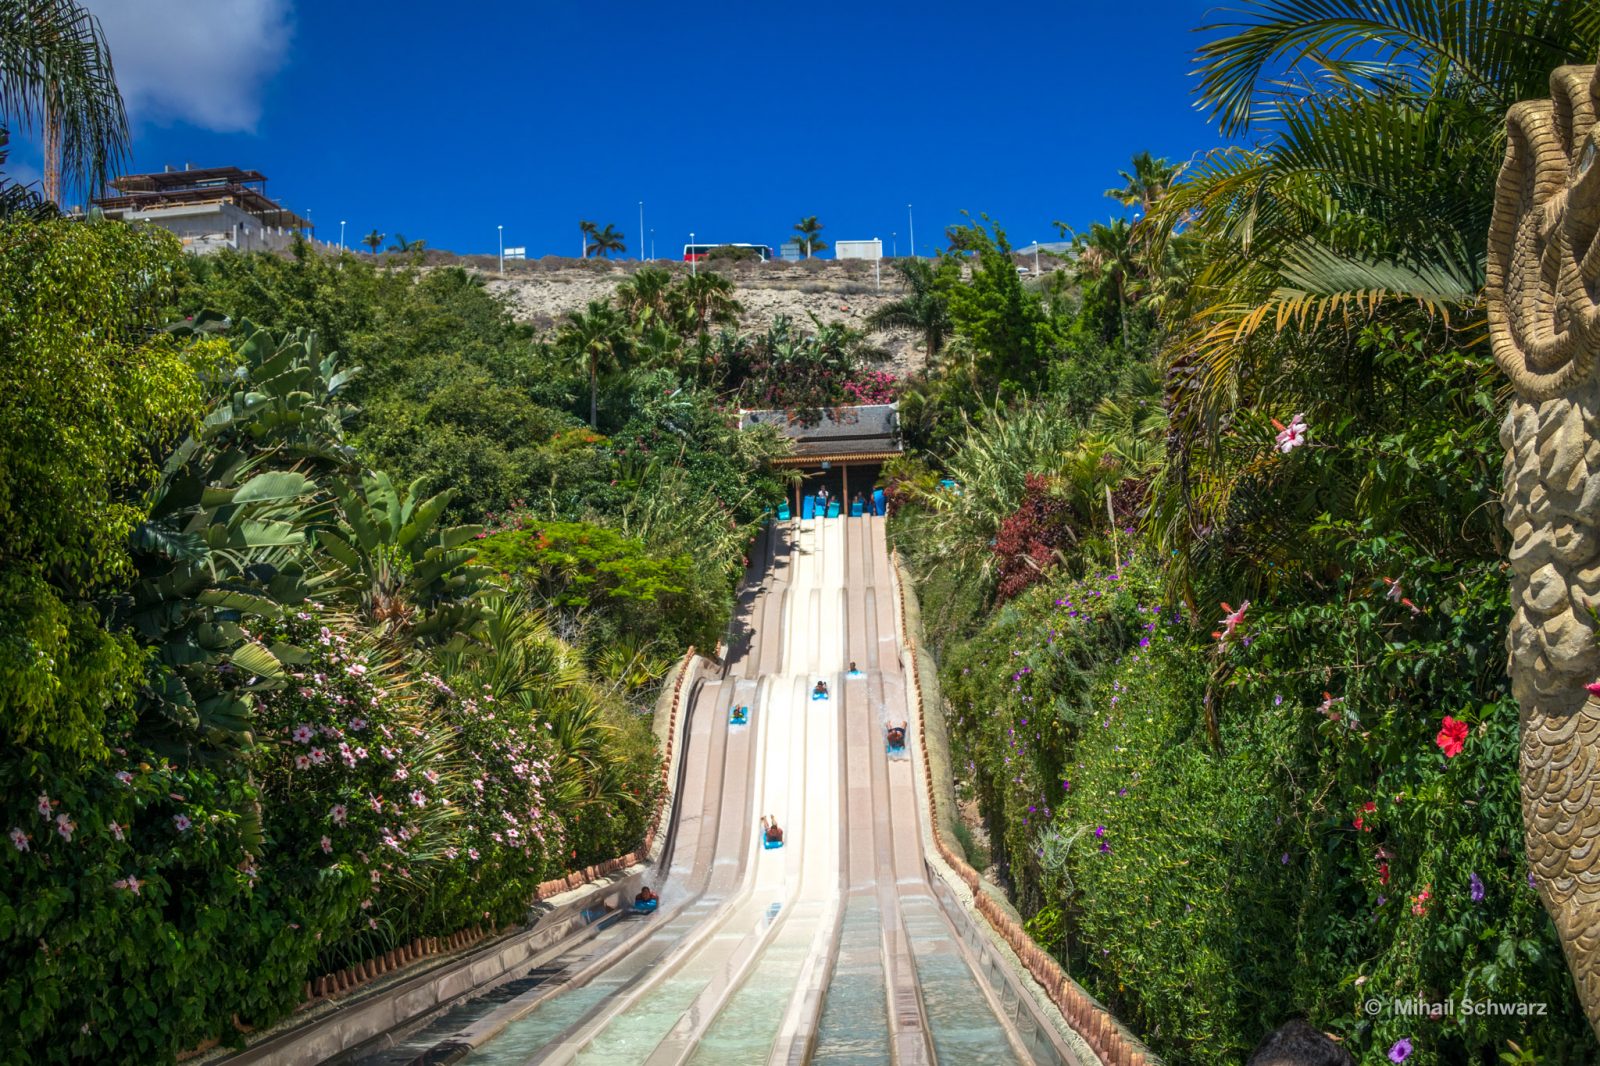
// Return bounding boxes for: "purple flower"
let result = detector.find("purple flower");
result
[1528,871,1537,889]
[1388,1037,1413,1063]
[1094,826,1106,838]
[1099,842,1112,854]
[1470,872,1485,902]
[1280,852,1290,865]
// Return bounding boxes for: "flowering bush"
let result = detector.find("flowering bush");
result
[841,369,897,405]
[933,547,1596,1064]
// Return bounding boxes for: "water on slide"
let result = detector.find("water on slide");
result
[458,517,1048,1065]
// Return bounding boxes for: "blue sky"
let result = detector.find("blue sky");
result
[22,0,1230,257]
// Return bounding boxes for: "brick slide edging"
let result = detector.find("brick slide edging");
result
[890,551,1156,1066]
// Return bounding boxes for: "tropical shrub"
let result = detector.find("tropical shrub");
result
[476,521,725,655]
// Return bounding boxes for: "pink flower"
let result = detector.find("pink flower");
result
[1317,691,1343,721]
[1435,716,1469,758]
[1212,601,1250,646]
[409,790,427,807]
[55,813,76,841]
[320,835,333,854]
[309,748,327,765]
[1272,413,1308,453]
[111,876,141,895]
[172,814,192,833]
[370,869,381,883]
[349,717,368,732]
[114,770,133,786]
[1383,577,1402,602]
[35,794,52,820]
[292,724,315,744]
[1586,680,1600,698]
[329,803,348,826]
[468,847,480,860]
[9,827,29,852]
[369,917,378,929]
[393,767,409,782]
[109,821,124,842]
[295,754,312,771]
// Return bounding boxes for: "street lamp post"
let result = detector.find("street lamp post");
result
[907,204,915,259]
[639,201,645,262]
[650,229,655,261]
[498,224,503,274]
[339,220,346,251]
[690,231,696,276]
[892,231,896,258]
[1034,242,1040,274]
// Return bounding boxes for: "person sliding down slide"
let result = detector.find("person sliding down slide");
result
[847,661,863,677]
[812,680,829,700]
[761,815,784,847]
[886,722,907,750]
[730,704,749,724]
[633,885,659,913]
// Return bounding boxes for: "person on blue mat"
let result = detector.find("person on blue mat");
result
[730,704,748,723]
[635,885,657,906]
[848,661,863,677]
[812,680,829,700]
[887,722,907,748]
[761,816,783,845]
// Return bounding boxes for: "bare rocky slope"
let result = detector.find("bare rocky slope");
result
[430,254,927,374]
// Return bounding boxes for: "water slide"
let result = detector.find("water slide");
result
[358,517,1077,1065]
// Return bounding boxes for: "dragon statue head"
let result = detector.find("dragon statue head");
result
[1488,56,1600,1040]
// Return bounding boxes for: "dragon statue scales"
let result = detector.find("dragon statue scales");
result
[1487,57,1600,1038]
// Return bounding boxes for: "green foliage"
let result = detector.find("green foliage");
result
[937,551,1596,1064]
[0,219,220,758]
[0,221,686,1061]
[939,216,1058,391]
[476,521,724,655]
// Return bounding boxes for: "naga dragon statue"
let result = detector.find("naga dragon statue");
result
[1487,56,1600,1038]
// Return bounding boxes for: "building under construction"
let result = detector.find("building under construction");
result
[90,165,313,253]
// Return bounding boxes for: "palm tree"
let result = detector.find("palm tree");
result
[363,230,384,257]
[793,216,828,257]
[614,265,674,328]
[556,299,630,427]
[671,272,741,337]
[1104,151,1178,213]
[1071,218,1143,343]
[0,1,128,204]
[579,219,598,258]
[387,233,425,253]
[1146,0,1600,431]
[586,223,627,259]
[866,258,953,370]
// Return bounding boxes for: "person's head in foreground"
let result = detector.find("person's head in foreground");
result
[1246,1020,1355,1066]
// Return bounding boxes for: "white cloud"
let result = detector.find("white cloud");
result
[85,0,294,132]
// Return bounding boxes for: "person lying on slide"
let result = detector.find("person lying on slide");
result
[848,661,863,677]
[887,723,907,748]
[761,816,783,844]
[813,680,829,699]
[635,885,658,905]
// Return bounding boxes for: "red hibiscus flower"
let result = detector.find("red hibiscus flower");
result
[1435,716,1469,758]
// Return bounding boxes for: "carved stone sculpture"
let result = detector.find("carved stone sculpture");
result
[1487,58,1600,1039]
